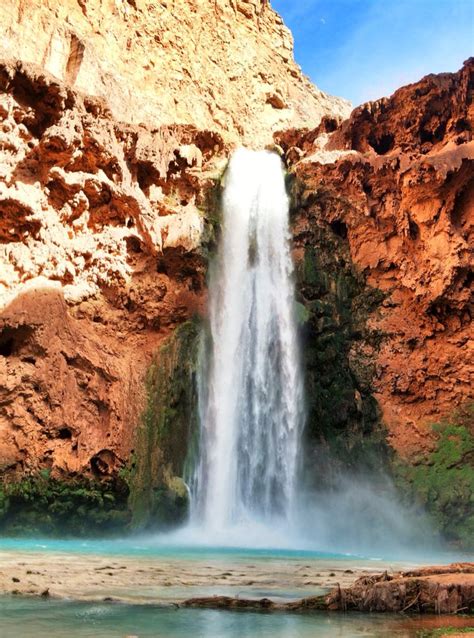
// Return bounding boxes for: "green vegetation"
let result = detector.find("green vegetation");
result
[303,245,321,288]
[293,217,389,487]
[0,473,130,536]
[416,627,474,637]
[294,300,311,326]
[395,403,474,548]
[0,321,202,537]
[128,319,201,530]
[197,160,226,254]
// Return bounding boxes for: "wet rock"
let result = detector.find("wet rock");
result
[278,59,474,545]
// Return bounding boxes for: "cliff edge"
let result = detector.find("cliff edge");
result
[0,0,349,146]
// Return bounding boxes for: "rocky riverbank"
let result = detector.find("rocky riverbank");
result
[185,563,474,614]
[0,548,381,603]
[0,550,472,615]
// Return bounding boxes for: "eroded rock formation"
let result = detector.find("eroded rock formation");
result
[0,0,349,146]
[0,0,351,533]
[277,58,473,545]
[0,0,472,543]
[325,563,474,613]
[183,563,474,614]
[0,58,227,532]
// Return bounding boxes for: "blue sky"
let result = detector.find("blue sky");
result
[271,0,474,106]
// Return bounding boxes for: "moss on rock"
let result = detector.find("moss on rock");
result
[394,403,474,548]
[0,319,202,537]
[291,207,388,486]
[128,319,201,530]
[0,473,130,536]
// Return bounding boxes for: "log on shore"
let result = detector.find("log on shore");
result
[326,562,474,613]
[181,563,474,614]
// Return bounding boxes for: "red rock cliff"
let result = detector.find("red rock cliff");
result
[278,58,473,459]
[0,59,228,487]
[0,0,349,499]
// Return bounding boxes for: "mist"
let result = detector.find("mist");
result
[294,471,443,561]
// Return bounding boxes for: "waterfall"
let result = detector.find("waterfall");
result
[191,148,304,540]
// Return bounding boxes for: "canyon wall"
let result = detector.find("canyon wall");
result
[0,0,349,146]
[0,58,228,532]
[0,0,350,532]
[277,58,473,546]
[0,1,472,544]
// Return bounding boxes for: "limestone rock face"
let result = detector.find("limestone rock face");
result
[0,0,350,146]
[0,0,350,522]
[0,0,471,541]
[278,58,473,459]
[0,60,225,482]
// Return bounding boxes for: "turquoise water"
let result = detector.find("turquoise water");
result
[1,537,471,637]
[0,536,362,560]
[0,536,465,564]
[0,597,473,638]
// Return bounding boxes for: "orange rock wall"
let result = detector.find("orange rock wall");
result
[0,60,226,481]
[278,59,473,458]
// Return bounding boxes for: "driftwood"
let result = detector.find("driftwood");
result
[325,563,474,614]
[181,594,327,611]
[181,563,474,615]
[182,596,278,610]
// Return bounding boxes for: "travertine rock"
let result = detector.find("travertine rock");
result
[278,58,474,458]
[0,0,350,146]
[184,563,474,614]
[0,0,471,541]
[326,563,474,613]
[0,61,225,480]
[0,0,349,499]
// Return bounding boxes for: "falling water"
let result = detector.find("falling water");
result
[191,148,304,539]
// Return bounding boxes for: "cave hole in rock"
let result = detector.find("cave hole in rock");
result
[9,72,63,137]
[330,219,348,239]
[65,35,85,85]
[455,117,470,133]
[125,235,143,254]
[408,217,420,240]
[0,337,13,357]
[322,116,339,133]
[136,162,161,193]
[0,326,34,357]
[0,200,41,243]
[407,337,419,351]
[451,178,474,229]
[427,301,452,322]
[419,121,446,146]
[367,133,394,155]
[90,449,117,476]
[156,257,168,274]
[57,427,72,440]
[462,270,474,289]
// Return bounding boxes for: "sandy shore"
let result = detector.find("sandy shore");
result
[0,550,395,604]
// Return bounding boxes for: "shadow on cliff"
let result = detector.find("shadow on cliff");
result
[291,195,442,558]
